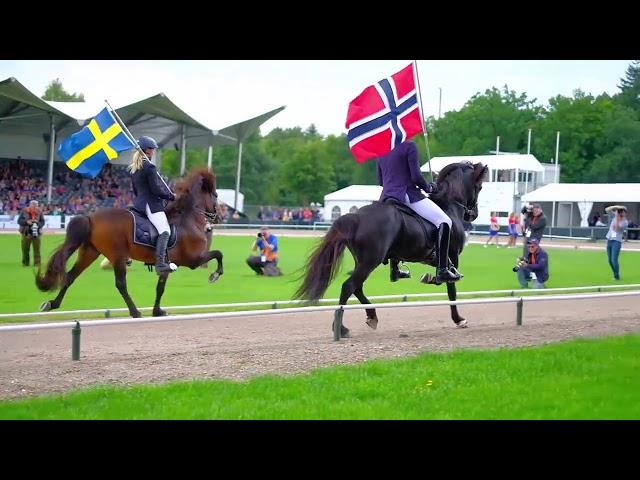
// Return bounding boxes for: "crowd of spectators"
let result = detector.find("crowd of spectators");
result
[0,159,134,217]
[256,205,321,223]
[0,159,321,225]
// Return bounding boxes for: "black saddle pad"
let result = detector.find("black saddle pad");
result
[128,208,178,249]
[382,198,437,242]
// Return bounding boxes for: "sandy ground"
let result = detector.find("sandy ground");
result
[1,296,638,400]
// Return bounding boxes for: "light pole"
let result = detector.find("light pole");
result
[438,87,442,119]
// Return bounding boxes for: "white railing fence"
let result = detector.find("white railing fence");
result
[1,289,639,359]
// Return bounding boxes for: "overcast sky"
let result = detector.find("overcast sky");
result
[0,60,632,137]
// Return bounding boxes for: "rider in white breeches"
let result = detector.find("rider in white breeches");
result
[405,194,452,228]
[145,204,170,235]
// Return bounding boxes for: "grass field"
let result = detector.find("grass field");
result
[1,233,639,319]
[1,333,638,419]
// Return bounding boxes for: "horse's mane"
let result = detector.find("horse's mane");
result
[165,166,216,220]
[430,161,473,205]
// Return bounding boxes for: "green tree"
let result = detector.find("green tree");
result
[614,60,640,114]
[535,91,615,182]
[430,86,542,156]
[587,103,640,182]
[41,78,85,102]
[278,139,335,205]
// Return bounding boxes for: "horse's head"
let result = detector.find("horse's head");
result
[169,167,221,224]
[432,161,488,222]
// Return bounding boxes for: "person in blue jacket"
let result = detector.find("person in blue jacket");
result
[377,140,460,284]
[128,136,177,275]
[515,238,549,288]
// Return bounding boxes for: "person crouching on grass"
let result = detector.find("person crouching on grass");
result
[246,226,282,276]
[515,238,549,289]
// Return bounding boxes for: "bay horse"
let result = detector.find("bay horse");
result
[294,161,488,339]
[36,167,223,318]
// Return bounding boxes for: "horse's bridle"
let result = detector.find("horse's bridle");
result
[453,199,478,221]
[197,207,218,223]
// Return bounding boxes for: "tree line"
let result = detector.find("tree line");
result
[43,61,640,207]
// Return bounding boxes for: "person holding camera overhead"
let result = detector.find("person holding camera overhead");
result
[604,205,629,280]
[514,237,549,289]
[17,199,45,267]
[246,226,282,276]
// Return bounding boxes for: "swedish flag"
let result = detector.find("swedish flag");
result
[58,107,137,178]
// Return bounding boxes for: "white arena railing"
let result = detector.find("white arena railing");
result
[1,283,639,320]
[1,288,639,359]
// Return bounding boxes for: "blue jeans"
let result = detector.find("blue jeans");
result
[517,268,545,289]
[606,240,622,279]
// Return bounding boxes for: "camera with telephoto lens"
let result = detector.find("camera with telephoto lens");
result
[512,256,526,272]
[257,232,263,238]
[31,222,39,238]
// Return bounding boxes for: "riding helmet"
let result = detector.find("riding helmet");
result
[138,136,158,150]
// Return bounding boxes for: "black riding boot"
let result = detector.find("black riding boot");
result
[435,223,461,283]
[390,258,411,282]
[155,232,175,275]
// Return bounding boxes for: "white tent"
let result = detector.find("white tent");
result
[522,183,640,227]
[421,154,545,175]
[217,189,244,213]
[420,154,547,226]
[323,185,382,221]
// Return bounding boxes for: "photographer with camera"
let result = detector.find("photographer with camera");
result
[246,226,282,276]
[17,199,45,267]
[514,238,549,289]
[521,202,547,257]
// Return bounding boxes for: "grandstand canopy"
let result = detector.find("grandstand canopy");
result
[421,154,545,174]
[114,93,236,148]
[218,106,286,143]
[0,77,78,135]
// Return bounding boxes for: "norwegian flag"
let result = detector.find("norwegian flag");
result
[345,62,424,163]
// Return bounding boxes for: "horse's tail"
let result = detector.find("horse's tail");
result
[35,215,91,292]
[293,214,359,302]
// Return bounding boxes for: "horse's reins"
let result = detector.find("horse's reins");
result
[197,208,218,223]
[452,199,476,218]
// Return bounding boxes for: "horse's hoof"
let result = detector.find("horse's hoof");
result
[39,301,52,312]
[132,311,143,318]
[366,317,378,330]
[341,327,351,338]
[208,271,220,283]
[153,309,167,317]
[455,319,468,328]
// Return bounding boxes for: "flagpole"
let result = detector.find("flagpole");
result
[104,99,150,162]
[412,60,433,181]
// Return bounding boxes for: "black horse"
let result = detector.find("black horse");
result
[294,161,488,339]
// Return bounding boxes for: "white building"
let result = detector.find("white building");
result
[323,185,382,221]
[217,189,244,213]
[521,183,640,227]
[421,154,555,226]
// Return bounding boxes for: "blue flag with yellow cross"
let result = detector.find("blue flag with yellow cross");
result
[58,107,137,178]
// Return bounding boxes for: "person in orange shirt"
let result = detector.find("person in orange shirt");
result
[246,226,282,276]
[17,200,45,267]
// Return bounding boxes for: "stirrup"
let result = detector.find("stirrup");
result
[155,262,178,274]
[390,263,411,282]
[448,265,464,279]
[435,268,461,283]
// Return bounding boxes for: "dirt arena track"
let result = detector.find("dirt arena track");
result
[1,296,639,400]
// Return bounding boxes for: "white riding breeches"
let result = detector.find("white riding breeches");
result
[145,204,170,235]
[405,194,452,228]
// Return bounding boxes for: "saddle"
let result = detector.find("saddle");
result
[382,198,437,241]
[127,208,178,249]
[381,198,438,263]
